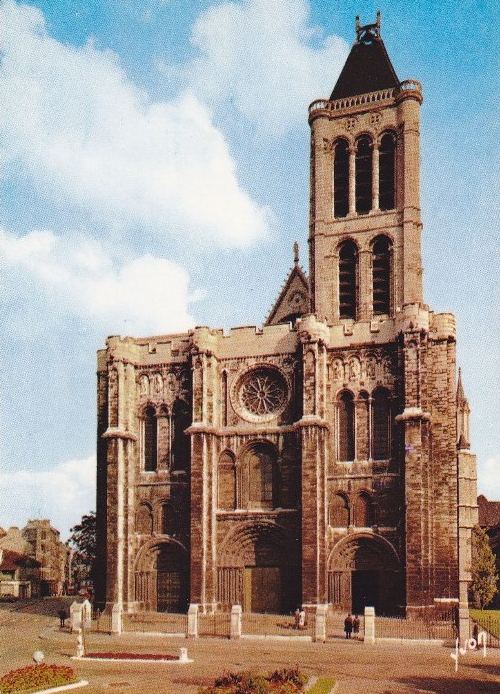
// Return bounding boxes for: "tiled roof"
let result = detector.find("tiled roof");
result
[478,495,500,528]
[330,37,399,100]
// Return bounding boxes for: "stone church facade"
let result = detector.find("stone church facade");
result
[95,16,478,617]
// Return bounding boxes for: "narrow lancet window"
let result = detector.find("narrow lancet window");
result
[333,139,349,218]
[372,236,392,315]
[339,240,357,319]
[355,136,373,213]
[379,132,396,210]
[338,391,355,461]
[372,387,391,460]
[144,406,157,472]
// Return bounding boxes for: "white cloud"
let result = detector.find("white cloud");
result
[0,0,269,248]
[185,0,348,137]
[478,455,500,499]
[0,455,96,539]
[0,227,199,335]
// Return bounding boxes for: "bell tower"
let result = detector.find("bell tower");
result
[308,12,423,326]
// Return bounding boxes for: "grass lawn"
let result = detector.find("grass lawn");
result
[470,609,500,638]
[307,678,337,694]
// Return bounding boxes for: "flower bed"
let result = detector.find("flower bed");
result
[84,652,176,661]
[198,667,307,694]
[0,664,77,694]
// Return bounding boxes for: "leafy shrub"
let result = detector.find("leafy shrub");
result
[268,666,306,688]
[0,663,77,694]
[198,667,306,694]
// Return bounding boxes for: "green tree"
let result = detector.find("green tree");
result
[469,524,499,609]
[67,511,96,589]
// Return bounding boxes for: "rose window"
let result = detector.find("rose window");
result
[236,367,288,421]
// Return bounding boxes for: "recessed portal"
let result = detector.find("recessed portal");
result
[156,543,188,613]
[352,569,379,614]
[243,566,281,613]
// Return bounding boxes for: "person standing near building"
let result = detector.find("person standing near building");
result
[353,614,360,639]
[344,614,353,639]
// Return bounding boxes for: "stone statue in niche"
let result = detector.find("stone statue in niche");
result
[383,356,392,378]
[366,357,377,380]
[139,374,149,397]
[332,359,344,382]
[152,372,163,395]
[166,372,177,400]
[348,358,360,381]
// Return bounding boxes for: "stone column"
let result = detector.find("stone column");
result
[297,316,330,607]
[358,249,372,321]
[372,141,380,211]
[396,328,432,612]
[348,146,356,215]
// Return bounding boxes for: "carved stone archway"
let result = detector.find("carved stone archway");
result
[134,539,189,612]
[328,533,402,615]
[217,521,299,613]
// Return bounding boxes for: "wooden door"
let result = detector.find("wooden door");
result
[244,567,281,613]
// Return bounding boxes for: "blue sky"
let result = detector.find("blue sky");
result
[0,0,498,537]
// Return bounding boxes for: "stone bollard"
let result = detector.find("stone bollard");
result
[314,604,328,643]
[178,647,189,662]
[76,628,85,658]
[81,599,92,631]
[187,603,199,639]
[111,603,123,635]
[364,606,375,644]
[70,601,82,633]
[230,604,242,639]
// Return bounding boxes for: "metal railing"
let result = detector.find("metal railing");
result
[242,612,313,638]
[198,612,231,638]
[471,614,500,648]
[326,611,364,640]
[376,612,455,641]
[91,607,112,633]
[122,611,187,635]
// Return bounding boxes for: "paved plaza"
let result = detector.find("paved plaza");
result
[1,601,499,693]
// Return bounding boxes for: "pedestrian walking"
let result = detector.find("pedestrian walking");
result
[353,614,360,639]
[58,608,68,628]
[344,613,353,639]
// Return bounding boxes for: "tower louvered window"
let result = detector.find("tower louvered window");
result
[372,388,391,460]
[334,140,349,218]
[339,240,357,319]
[372,236,391,315]
[379,132,396,210]
[338,391,355,461]
[355,136,373,214]
[144,406,157,472]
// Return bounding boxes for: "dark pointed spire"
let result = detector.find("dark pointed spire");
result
[330,12,399,100]
[456,367,465,405]
[293,241,299,265]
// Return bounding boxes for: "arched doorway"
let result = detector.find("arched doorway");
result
[217,521,299,613]
[134,540,189,613]
[328,534,402,615]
